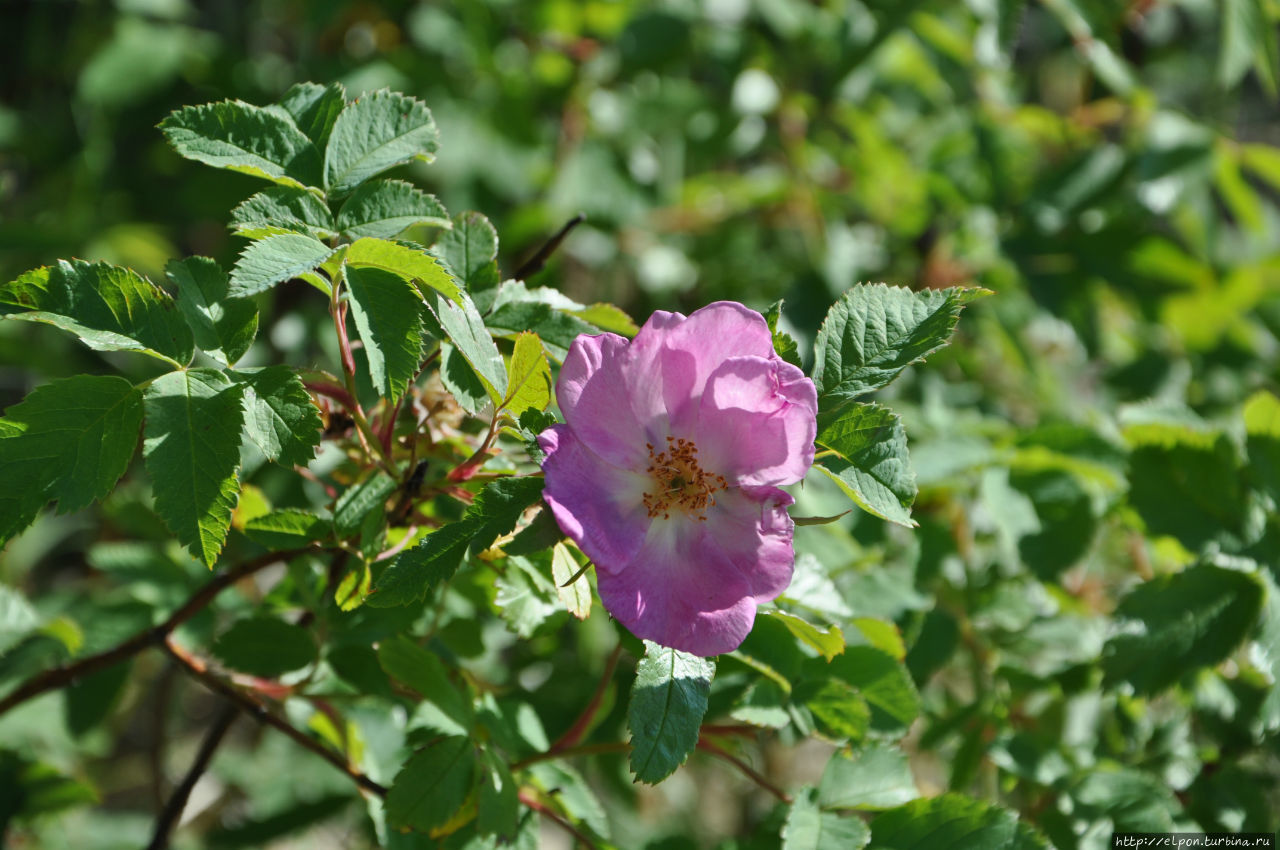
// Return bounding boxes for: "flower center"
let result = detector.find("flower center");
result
[642,436,727,520]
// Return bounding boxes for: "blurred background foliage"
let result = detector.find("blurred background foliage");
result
[4,0,1280,847]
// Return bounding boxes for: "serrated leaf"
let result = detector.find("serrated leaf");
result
[229,233,334,298]
[869,793,1050,849]
[2,260,194,366]
[501,332,552,420]
[424,288,507,403]
[159,100,323,190]
[0,375,143,536]
[628,641,715,784]
[229,186,336,241]
[467,476,545,554]
[812,283,988,411]
[827,647,920,738]
[762,610,845,661]
[1102,564,1265,695]
[385,737,477,833]
[332,473,396,538]
[368,521,474,608]
[377,636,474,736]
[814,402,917,527]
[167,257,258,366]
[275,81,345,150]
[337,179,450,240]
[344,236,461,303]
[324,90,439,196]
[242,509,329,548]
[143,369,244,567]
[343,264,425,402]
[440,341,490,415]
[232,365,323,466]
[435,211,500,311]
[818,744,917,810]
[783,787,871,850]
[494,554,560,638]
[551,542,591,620]
[484,299,598,362]
[213,616,315,677]
[764,299,803,368]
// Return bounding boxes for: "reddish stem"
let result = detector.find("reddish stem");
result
[695,739,792,804]
[549,643,624,754]
[518,789,600,849]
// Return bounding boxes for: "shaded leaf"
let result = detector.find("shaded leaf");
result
[229,233,334,298]
[324,90,439,196]
[384,737,477,833]
[233,366,322,466]
[377,636,474,736]
[337,179,450,240]
[869,793,1049,849]
[815,402,916,527]
[783,787,870,850]
[628,641,715,784]
[229,187,336,241]
[819,744,917,810]
[213,616,315,677]
[275,81,345,150]
[167,257,258,366]
[343,264,425,402]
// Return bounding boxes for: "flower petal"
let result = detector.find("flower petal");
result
[596,517,759,656]
[555,332,649,468]
[704,485,796,602]
[696,355,817,487]
[538,425,650,571]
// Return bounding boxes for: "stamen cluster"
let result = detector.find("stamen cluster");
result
[642,435,727,520]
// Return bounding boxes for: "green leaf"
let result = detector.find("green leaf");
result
[332,472,396,538]
[385,737,477,833]
[63,661,131,737]
[551,542,591,620]
[1128,429,1247,552]
[2,260,195,366]
[213,616,316,677]
[477,748,519,838]
[762,610,845,661]
[764,299,803,368]
[818,744,917,810]
[344,236,462,303]
[377,636,474,736]
[275,81,346,150]
[827,647,920,738]
[1219,0,1280,94]
[336,179,450,240]
[501,331,552,419]
[324,90,439,196]
[232,366,323,467]
[628,641,715,784]
[0,375,143,536]
[0,751,98,832]
[798,678,871,743]
[229,233,335,298]
[528,761,609,839]
[783,787,870,850]
[229,187,337,241]
[494,554,560,638]
[167,257,258,366]
[467,476,546,555]
[869,793,1049,849]
[812,284,988,412]
[814,402,917,527]
[368,522,473,608]
[142,369,245,567]
[1102,564,1265,695]
[242,509,330,549]
[424,288,508,403]
[343,264,425,402]
[1245,389,1280,503]
[1068,764,1180,833]
[435,211,501,311]
[159,100,323,190]
[440,341,490,415]
[484,299,598,361]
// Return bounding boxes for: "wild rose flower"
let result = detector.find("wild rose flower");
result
[538,302,818,656]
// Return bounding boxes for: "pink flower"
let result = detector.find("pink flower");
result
[538,302,818,656]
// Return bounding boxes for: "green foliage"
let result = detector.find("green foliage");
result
[159,100,323,190]
[167,257,258,367]
[213,617,316,677]
[628,641,715,784]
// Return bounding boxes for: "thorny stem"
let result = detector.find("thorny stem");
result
[145,703,239,850]
[162,639,387,798]
[548,643,624,754]
[518,789,600,849]
[0,546,321,719]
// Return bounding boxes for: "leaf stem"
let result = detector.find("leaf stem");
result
[695,739,792,804]
[548,643,625,754]
[517,788,600,849]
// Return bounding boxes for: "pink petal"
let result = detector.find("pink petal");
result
[695,355,817,487]
[555,333,649,468]
[704,485,797,602]
[596,517,759,656]
[538,425,650,572]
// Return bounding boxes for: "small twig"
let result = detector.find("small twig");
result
[695,739,792,804]
[549,643,624,754]
[0,547,319,719]
[511,741,629,771]
[302,379,357,412]
[446,415,500,482]
[518,789,600,849]
[145,703,239,850]
[162,639,387,798]
[513,213,586,280]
